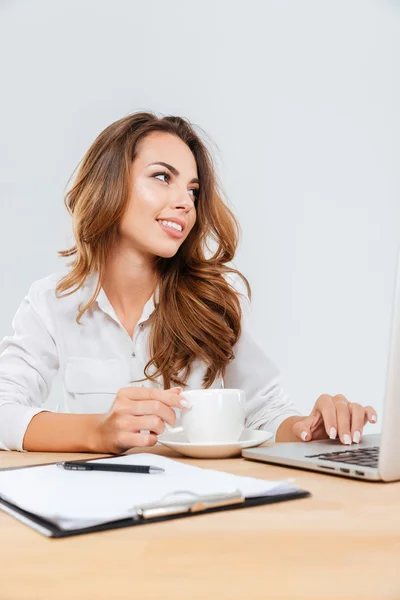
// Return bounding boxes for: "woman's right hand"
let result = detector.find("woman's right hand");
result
[91,386,188,454]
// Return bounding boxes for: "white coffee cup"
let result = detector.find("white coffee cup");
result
[165,388,246,443]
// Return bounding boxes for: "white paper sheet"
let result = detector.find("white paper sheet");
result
[0,454,300,530]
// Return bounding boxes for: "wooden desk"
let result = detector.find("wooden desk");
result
[1,444,400,600]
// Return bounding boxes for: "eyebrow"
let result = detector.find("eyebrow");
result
[148,161,200,185]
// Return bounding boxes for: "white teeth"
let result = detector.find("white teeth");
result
[157,220,183,232]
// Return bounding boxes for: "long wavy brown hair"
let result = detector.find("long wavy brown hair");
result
[56,111,251,389]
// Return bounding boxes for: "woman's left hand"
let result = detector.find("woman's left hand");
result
[291,394,378,445]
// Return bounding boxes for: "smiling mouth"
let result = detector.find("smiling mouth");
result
[156,219,183,232]
[156,220,185,238]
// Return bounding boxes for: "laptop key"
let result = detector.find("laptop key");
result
[305,446,380,468]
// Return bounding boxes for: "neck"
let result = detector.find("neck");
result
[101,246,158,316]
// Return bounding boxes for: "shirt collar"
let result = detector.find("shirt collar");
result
[78,272,159,325]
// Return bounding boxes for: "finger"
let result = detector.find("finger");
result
[349,403,365,444]
[129,400,177,427]
[314,394,338,439]
[119,387,188,409]
[310,412,323,432]
[333,396,352,445]
[129,415,166,435]
[364,405,378,425]
[292,415,316,442]
[115,432,158,452]
[111,397,175,425]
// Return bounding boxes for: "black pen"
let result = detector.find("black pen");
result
[56,461,165,474]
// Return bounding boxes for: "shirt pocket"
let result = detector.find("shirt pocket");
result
[64,357,131,413]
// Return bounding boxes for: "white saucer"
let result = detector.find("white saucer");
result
[158,429,273,459]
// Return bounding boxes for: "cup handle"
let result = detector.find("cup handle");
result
[163,423,184,434]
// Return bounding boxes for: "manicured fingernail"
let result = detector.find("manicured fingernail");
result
[343,434,352,445]
[329,427,337,440]
[353,431,361,444]
[371,415,377,422]
[301,431,308,441]
[179,399,190,408]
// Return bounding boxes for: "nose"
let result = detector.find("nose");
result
[170,191,194,212]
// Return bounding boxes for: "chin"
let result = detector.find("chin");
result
[154,246,181,259]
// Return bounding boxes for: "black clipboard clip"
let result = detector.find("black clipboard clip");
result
[131,489,245,520]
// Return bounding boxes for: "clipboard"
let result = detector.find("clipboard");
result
[0,485,311,538]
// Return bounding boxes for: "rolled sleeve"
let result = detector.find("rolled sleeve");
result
[0,284,59,451]
[224,273,302,442]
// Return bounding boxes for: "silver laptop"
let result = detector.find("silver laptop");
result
[243,249,400,482]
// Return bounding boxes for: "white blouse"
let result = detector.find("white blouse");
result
[0,269,302,451]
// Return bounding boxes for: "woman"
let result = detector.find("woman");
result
[0,112,377,452]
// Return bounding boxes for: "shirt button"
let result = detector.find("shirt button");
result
[132,351,136,357]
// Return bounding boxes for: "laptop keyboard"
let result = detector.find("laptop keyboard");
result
[305,446,380,468]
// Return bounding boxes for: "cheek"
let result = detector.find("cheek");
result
[124,184,165,223]
[188,212,197,230]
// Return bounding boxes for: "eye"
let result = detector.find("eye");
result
[189,188,200,201]
[153,171,171,184]
[153,171,199,202]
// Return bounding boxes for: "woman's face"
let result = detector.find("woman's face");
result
[118,131,199,260]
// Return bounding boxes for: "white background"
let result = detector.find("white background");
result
[0,0,399,432]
